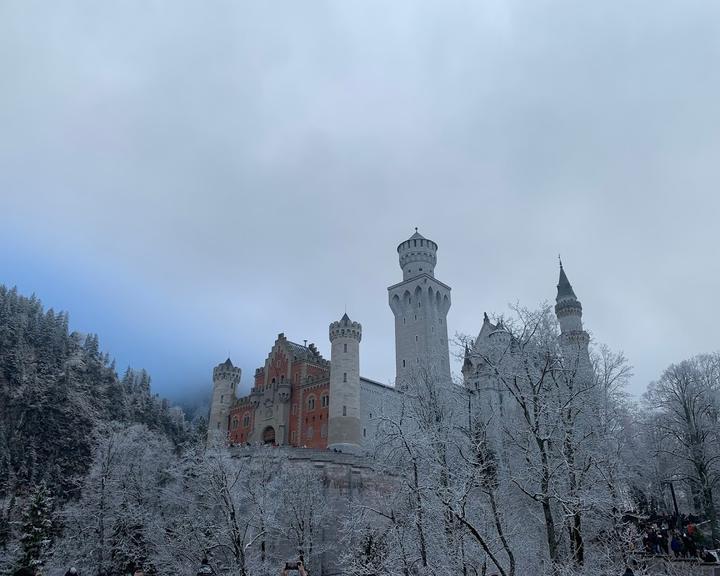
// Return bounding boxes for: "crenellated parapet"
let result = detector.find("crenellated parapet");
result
[329,314,362,342]
[213,359,242,386]
[397,229,438,281]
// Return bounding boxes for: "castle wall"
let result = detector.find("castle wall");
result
[360,378,400,449]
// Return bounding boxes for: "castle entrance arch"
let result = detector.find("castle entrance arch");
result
[262,426,276,445]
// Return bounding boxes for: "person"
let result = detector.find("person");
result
[64,569,78,576]
[197,557,213,575]
[670,533,683,557]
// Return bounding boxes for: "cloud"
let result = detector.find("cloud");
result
[1,0,719,396]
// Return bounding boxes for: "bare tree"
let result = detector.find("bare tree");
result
[645,353,720,544]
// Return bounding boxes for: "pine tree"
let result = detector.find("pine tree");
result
[19,482,55,569]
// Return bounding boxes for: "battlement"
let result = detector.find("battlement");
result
[329,313,362,342]
[397,229,437,280]
[213,358,242,383]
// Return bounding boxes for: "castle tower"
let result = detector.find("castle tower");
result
[388,230,452,387]
[555,260,591,369]
[208,358,241,443]
[328,313,362,453]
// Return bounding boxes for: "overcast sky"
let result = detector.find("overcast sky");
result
[1,0,719,400]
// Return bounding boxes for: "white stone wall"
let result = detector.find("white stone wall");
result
[359,378,400,448]
[328,317,362,451]
[208,363,241,443]
[388,274,452,387]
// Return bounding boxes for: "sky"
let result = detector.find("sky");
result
[1,0,719,401]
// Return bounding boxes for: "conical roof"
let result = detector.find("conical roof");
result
[557,263,577,301]
[341,312,351,323]
[222,358,233,367]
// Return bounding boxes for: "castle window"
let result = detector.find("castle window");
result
[415,335,418,342]
[343,372,347,383]
[402,360,406,368]
[321,395,329,408]
[403,317,406,325]
[308,396,316,410]
[343,405,347,416]
[292,403,298,415]
[231,417,239,430]
[414,240,417,246]
[220,395,224,403]
[344,343,347,353]
[291,430,297,443]
[363,428,367,437]
[243,414,250,428]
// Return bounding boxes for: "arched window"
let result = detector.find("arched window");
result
[343,372,347,383]
[231,417,239,430]
[307,395,316,410]
[243,414,250,428]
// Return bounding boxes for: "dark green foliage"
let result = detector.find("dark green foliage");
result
[0,284,194,506]
[19,482,55,569]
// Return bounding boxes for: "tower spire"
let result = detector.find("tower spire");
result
[557,259,577,302]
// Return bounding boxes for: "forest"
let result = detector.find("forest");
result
[1,285,719,576]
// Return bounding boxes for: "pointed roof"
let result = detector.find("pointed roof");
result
[557,261,577,301]
[341,312,351,323]
[409,228,425,241]
[222,358,233,367]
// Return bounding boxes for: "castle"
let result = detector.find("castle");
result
[208,230,590,451]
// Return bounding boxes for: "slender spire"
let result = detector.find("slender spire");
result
[557,258,577,301]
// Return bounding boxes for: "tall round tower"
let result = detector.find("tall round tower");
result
[555,260,591,369]
[388,229,452,387]
[208,358,241,443]
[328,313,362,453]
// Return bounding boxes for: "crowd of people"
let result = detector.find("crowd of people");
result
[632,514,719,563]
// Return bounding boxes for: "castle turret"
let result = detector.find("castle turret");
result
[555,260,591,368]
[208,358,241,443]
[328,313,362,453]
[389,229,452,387]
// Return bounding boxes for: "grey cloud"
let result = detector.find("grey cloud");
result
[1,0,719,395]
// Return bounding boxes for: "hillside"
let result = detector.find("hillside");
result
[0,285,195,504]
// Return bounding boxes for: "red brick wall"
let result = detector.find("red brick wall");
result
[293,383,329,449]
[228,403,254,445]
